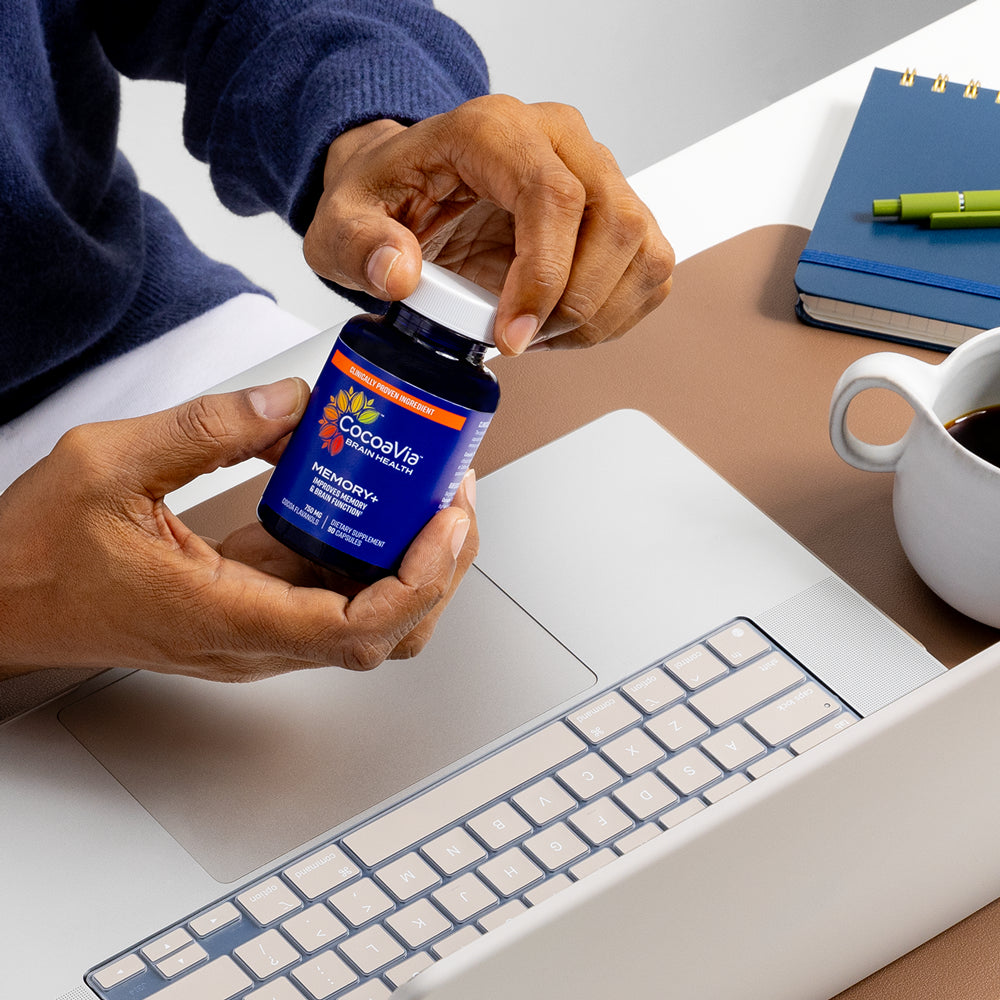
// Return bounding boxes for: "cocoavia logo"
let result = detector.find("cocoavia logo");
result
[317,387,380,455]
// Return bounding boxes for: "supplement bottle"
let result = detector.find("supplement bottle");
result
[258,261,500,583]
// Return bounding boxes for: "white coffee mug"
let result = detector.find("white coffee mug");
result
[829,328,1000,628]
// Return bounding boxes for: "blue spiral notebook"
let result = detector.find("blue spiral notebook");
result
[794,67,1000,350]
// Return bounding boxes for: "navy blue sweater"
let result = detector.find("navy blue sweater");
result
[0,1,488,423]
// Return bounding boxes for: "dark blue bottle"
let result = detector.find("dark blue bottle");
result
[258,262,500,583]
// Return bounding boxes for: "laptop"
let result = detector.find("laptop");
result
[4,336,998,1000]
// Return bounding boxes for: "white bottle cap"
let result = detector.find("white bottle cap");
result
[400,260,498,345]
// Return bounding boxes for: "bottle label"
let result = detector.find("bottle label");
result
[261,340,493,571]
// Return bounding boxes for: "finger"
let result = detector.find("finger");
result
[337,504,471,667]
[305,198,426,301]
[533,135,671,344]
[102,379,309,498]
[536,240,675,351]
[389,468,479,658]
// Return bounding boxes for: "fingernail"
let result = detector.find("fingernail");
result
[249,378,304,419]
[367,245,403,296]
[450,515,471,559]
[502,315,539,355]
[461,468,477,511]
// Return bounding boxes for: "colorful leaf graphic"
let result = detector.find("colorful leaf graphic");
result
[357,408,379,425]
[350,391,365,413]
[336,390,350,412]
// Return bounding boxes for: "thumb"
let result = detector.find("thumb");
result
[111,378,309,498]
[311,208,425,302]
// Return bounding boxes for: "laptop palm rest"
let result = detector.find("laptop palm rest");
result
[58,489,595,884]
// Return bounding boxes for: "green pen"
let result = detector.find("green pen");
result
[873,189,1000,228]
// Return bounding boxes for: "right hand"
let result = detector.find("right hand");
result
[0,379,477,682]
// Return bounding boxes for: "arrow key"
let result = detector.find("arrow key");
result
[190,902,240,938]
[156,942,208,979]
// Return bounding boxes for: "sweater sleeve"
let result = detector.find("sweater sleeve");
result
[93,0,490,235]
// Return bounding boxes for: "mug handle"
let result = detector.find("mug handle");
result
[829,352,939,473]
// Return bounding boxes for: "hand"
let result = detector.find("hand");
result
[302,95,674,354]
[0,380,477,681]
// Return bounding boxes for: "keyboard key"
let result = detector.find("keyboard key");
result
[477,848,544,897]
[374,852,440,902]
[432,872,498,922]
[281,905,347,953]
[621,668,685,712]
[343,721,584,868]
[569,849,616,880]
[478,899,528,930]
[568,796,633,846]
[556,753,621,800]
[566,692,641,743]
[328,879,393,928]
[190,902,240,938]
[142,928,192,963]
[688,652,803,726]
[156,943,208,978]
[523,822,589,871]
[291,953,357,999]
[237,878,303,926]
[234,929,300,979]
[745,684,840,745]
[645,704,709,751]
[601,729,665,775]
[662,644,728,689]
[701,723,766,771]
[524,874,573,907]
[706,621,770,664]
[341,982,392,1000]
[284,846,360,900]
[147,956,251,1000]
[467,801,531,851]
[659,799,706,828]
[748,748,793,778]
[790,710,857,754]
[612,772,678,820]
[385,952,434,989]
[386,898,452,949]
[614,824,661,855]
[338,925,405,975]
[512,776,577,825]
[432,925,481,959]
[657,748,722,796]
[246,977,304,1000]
[421,826,487,875]
[703,773,750,803]
[93,953,145,990]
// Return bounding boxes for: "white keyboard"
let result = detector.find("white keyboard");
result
[87,619,858,999]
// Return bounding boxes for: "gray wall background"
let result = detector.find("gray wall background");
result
[119,1,970,329]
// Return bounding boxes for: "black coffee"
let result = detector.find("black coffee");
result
[945,404,1000,468]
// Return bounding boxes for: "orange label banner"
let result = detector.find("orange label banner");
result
[331,350,467,430]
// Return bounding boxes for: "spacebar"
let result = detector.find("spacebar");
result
[343,721,585,867]
[148,957,250,1000]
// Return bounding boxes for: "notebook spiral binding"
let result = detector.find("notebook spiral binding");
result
[901,67,998,103]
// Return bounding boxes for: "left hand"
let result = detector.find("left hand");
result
[302,95,674,355]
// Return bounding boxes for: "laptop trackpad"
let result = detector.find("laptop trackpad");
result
[58,567,594,884]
